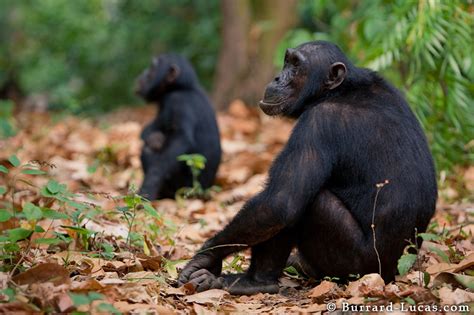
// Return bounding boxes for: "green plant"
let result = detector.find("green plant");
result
[323,276,340,282]
[397,228,433,288]
[40,179,99,250]
[398,225,468,287]
[69,292,119,314]
[0,156,54,267]
[175,153,220,200]
[0,100,16,138]
[116,185,172,248]
[223,254,246,273]
[283,265,305,279]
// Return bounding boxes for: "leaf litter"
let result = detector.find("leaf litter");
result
[0,100,473,313]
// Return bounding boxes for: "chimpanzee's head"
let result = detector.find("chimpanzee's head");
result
[136,53,198,102]
[260,41,353,118]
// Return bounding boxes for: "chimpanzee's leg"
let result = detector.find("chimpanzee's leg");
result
[296,190,395,281]
[186,228,295,295]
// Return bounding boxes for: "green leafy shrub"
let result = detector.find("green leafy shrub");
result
[0,0,220,112]
[175,153,220,200]
[0,100,16,138]
[0,155,173,271]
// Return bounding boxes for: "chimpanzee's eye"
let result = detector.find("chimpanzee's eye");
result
[291,56,300,67]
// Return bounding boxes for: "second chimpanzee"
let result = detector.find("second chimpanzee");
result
[136,54,221,200]
[178,41,437,294]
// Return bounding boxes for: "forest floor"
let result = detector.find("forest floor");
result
[0,102,473,314]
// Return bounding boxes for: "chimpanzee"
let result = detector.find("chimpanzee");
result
[136,54,221,200]
[178,41,437,295]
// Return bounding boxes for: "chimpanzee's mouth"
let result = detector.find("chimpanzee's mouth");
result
[259,100,286,116]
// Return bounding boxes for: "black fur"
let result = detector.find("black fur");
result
[178,41,437,294]
[136,54,221,200]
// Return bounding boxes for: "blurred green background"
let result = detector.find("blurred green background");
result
[0,0,473,173]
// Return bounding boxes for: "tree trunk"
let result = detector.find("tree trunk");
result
[212,0,298,110]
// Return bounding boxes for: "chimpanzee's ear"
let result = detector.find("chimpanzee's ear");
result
[166,64,181,83]
[326,62,346,90]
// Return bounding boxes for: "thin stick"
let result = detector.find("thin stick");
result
[197,243,248,254]
[371,179,389,276]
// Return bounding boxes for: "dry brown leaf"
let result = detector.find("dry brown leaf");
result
[308,280,336,298]
[56,293,74,313]
[4,104,473,314]
[334,296,365,310]
[432,272,474,289]
[123,271,157,285]
[293,303,327,313]
[113,301,174,314]
[307,280,344,303]
[438,287,474,305]
[144,234,161,257]
[464,166,474,191]
[0,272,8,291]
[453,252,474,272]
[184,289,229,305]
[345,273,385,297]
[70,278,104,291]
[84,220,128,238]
[0,301,38,314]
[193,303,220,314]
[115,283,154,303]
[182,282,196,295]
[100,278,125,285]
[179,224,206,243]
[12,263,70,286]
[398,286,438,304]
[164,286,186,296]
[138,255,163,271]
[186,199,205,213]
[426,252,474,275]
[426,262,456,274]
[384,283,401,298]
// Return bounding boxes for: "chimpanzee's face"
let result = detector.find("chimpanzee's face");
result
[260,43,347,117]
[259,48,310,116]
[135,56,179,102]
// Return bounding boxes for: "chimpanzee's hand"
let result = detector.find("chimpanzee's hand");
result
[145,131,166,151]
[182,269,224,292]
[178,253,222,286]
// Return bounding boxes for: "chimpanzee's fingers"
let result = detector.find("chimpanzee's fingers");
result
[189,273,213,292]
[187,269,224,292]
[211,276,224,289]
[178,264,199,286]
[188,268,213,280]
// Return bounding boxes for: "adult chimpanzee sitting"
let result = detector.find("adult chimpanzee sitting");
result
[136,54,221,200]
[178,41,437,295]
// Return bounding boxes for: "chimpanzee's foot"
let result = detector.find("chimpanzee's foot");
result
[223,273,279,295]
[185,269,279,295]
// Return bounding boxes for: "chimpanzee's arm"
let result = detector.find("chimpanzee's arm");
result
[178,111,336,283]
[141,122,155,140]
[140,104,195,199]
